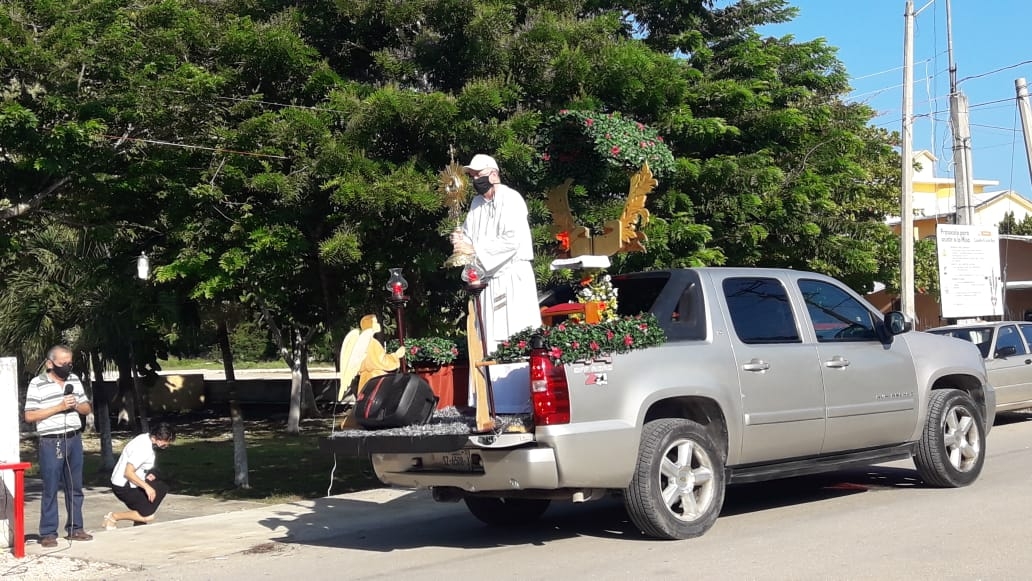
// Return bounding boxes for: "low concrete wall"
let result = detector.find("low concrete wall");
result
[94,376,338,413]
[204,378,337,406]
[148,374,206,412]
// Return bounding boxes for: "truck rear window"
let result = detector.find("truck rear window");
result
[612,274,670,316]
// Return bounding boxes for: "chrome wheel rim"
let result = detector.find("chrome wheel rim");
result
[659,438,716,522]
[943,404,981,472]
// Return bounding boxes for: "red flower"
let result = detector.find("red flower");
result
[571,341,580,349]
[518,340,527,349]
[541,152,550,161]
[606,330,614,340]
[557,323,567,331]
[590,341,600,351]
[585,118,594,127]
[409,346,421,355]
[657,136,664,142]
[502,341,510,348]
[611,146,621,155]
[639,323,649,331]
[556,231,570,251]
[550,346,563,359]
[623,334,634,346]
[560,109,568,114]
[636,122,645,130]
[640,141,647,147]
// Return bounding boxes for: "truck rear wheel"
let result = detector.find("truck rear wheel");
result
[624,418,725,539]
[464,497,551,526]
[914,389,985,487]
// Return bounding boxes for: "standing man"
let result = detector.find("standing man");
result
[453,154,542,411]
[23,345,93,547]
[104,422,176,529]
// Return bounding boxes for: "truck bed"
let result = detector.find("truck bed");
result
[319,407,534,456]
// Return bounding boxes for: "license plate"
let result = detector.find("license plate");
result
[438,450,472,472]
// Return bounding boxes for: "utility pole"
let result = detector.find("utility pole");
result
[900,0,916,322]
[947,0,976,225]
[1016,78,1032,188]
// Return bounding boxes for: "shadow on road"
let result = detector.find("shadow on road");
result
[993,410,1032,427]
[255,464,927,551]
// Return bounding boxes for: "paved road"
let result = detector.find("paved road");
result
[31,409,1029,581]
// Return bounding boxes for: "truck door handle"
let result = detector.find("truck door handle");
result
[742,359,770,372]
[825,356,850,369]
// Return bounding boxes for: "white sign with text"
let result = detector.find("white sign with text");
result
[936,224,1003,319]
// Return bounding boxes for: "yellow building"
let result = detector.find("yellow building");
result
[887,150,1032,238]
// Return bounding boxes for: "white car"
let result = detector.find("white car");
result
[927,321,1032,412]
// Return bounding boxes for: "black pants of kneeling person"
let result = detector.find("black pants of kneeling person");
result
[107,479,169,528]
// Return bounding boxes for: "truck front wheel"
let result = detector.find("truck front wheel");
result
[624,418,726,539]
[914,388,986,487]
[464,497,551,526]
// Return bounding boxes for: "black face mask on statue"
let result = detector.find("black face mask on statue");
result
[472,176,493,197]
[49,363,73,380]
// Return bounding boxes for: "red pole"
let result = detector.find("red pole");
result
[1,462,30,558]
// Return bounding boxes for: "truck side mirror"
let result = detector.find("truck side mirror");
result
[884,311,911,335]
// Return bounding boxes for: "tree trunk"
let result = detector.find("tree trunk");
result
[217,319,250,489]
[128,339,149,434]
[299,339,320,417]
[114,356,137,428]
[90,351,115,471]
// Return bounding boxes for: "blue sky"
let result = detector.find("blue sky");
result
[763,0,1032,198]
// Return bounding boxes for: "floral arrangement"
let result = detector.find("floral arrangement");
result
[488,313,666,365]
[388,337,461,367]
[576,271,618,322]
[539,110,676,178]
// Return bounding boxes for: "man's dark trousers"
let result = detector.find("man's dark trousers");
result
[37,432,85,537]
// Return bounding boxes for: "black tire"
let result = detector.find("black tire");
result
[464,497,551,526]
[624,418,726,540]
[914,389,986,487]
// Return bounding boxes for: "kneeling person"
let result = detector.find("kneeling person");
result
[104,422,176,529]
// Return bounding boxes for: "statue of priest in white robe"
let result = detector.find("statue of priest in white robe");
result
[453,154,542,413]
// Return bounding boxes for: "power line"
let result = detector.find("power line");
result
[959,60,1032,85]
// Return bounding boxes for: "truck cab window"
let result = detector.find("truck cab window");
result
[723,278,800,344]
[798,279,877,342]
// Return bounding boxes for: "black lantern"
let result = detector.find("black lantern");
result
[385,267,409,373]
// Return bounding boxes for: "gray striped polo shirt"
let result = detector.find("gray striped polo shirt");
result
[24,372,86,436]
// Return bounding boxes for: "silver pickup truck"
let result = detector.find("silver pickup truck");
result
[323,267,995,539]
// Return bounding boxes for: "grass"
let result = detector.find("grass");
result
[154,357,334,371]
[20,414,382,503]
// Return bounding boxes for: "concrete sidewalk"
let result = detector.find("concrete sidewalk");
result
[19,478,427,571]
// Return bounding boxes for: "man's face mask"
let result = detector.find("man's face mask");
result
[49,360,73,380]
[472,176,493,196]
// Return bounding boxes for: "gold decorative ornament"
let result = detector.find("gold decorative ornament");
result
[545,162,656,258]
[438,160,473,267]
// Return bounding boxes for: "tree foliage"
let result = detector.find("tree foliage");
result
[1,0,907,429]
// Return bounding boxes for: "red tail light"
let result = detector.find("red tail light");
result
[529,348,570,425]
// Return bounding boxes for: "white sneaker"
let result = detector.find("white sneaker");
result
[102,513,117,531]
